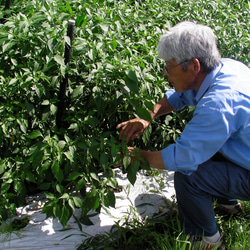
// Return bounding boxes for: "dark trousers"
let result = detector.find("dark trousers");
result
[174,157,250,236]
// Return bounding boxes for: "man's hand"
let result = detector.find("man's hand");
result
[115,146,165,170]
[116,118,150,143]
[113,146,141,168]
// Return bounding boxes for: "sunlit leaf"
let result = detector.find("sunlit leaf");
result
[123,155,131,170]
[73,196,83,207]
[54,55,65,66]
[64,151,74,162]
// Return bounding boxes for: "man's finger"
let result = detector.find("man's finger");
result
[116,121,128,129]
[121,125,134,142]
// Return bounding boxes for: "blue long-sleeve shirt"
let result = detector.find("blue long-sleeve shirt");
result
[161,58,250,174]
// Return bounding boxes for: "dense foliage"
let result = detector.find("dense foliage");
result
[0,0,249,226]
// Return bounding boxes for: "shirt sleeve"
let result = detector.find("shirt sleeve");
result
[161,98,232,174]
[165,89,198,110]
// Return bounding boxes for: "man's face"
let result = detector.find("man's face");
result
[164,59,198,93]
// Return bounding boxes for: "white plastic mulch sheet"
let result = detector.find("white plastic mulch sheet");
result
[0,169,175,250]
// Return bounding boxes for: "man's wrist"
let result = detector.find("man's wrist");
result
[140,119,150,128]
[140,150,166,170]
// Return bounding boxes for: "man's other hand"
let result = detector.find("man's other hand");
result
[116,118,150,143]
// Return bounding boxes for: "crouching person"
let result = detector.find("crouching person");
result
[117,21,250,248]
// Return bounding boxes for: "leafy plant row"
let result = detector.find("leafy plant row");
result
[0,0,249,227]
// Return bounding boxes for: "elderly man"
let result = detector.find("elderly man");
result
[116,21,250,248]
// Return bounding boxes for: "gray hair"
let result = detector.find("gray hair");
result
[158,21,221,73]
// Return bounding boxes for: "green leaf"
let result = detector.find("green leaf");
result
[66,1,73,14]
[47,38,55,52]
[58,140,66,149]
[64,36,71,46]
[26,130,43,139]
[56,168,64,183]
[54,55,65,66]
[100,152,109,166]
[64,151,74,162]
[41,100,50,105]
[1,183,11,194]
[25,172,36,183]
[73,196,82,207]
[127,160,140,185]
[89,195,100,210]
[13,180,23,193]
[39,182,51,191]
[125,74,140,95]
[60,206,72,227]
[42,202,54,218]
[51,161,59,176]
[123,155,131,170]
[140,158,151,171]
[56,184,64,194]
[127,70,139,83]
[53,204,61,218]
[0,161,6,175]
[71,86,83,99]
[128,99,140,108]
[80,215,94,226]
[60,193,70,199]
[103,189,115,208]
[81,195,100,217]
[135,107,152,121]
[3,41,15,53]
[9,78,18,86]
[90,172,100,181]
[83,190,100,213]
[75,15,87,27]
[100,23,109,32]
[66,172,82,181]
[68,198,75,211]
[1,170,11,179]
[44,192,55,200]
[17,119,28,134]
[107,175,118,189]
[76,178,85,191]
[144,100,154,112]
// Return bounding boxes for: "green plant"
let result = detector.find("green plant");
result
[76,199,186,250]
[0,216,29,240]
[76,200,250,250]
[216,201,250,248]
[0,0,249,230]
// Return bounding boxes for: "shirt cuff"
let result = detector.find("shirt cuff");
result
[161,146,193,175]
[165,90,185,111]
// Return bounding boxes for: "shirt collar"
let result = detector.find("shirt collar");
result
[194,62,222,103]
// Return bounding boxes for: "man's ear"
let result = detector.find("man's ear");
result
[190,58,201,73]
